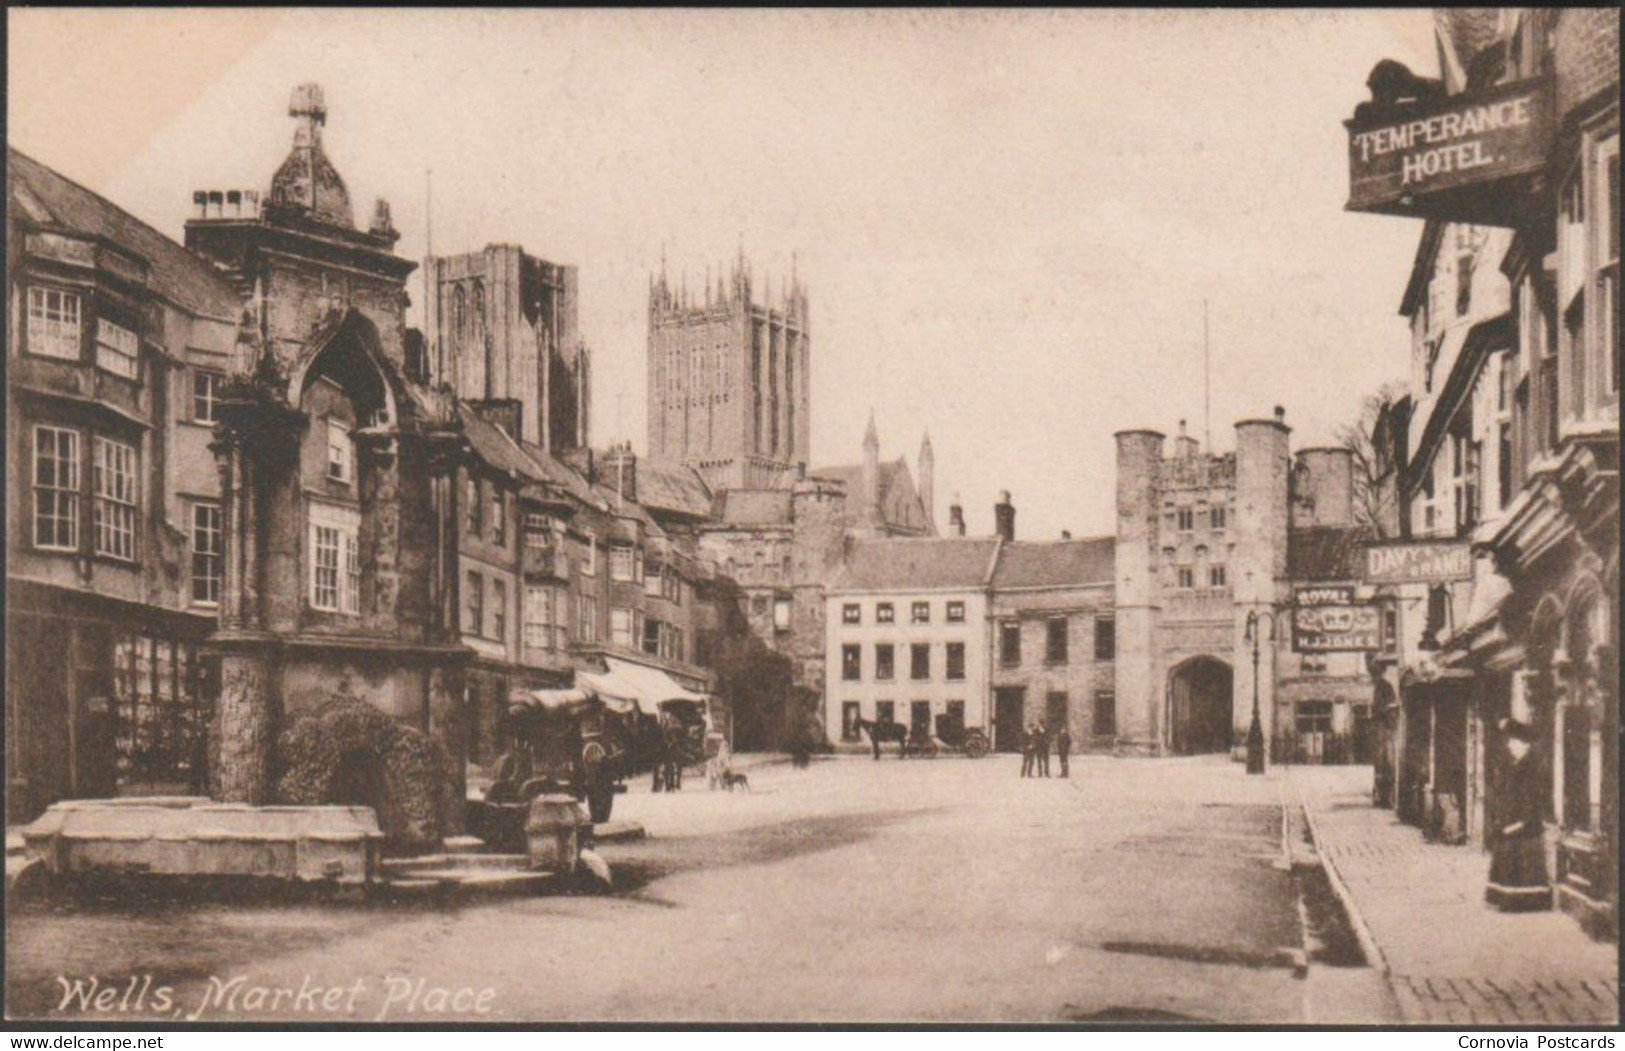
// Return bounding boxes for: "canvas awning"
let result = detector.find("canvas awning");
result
[577,657,709,715]
[507,685,638,717]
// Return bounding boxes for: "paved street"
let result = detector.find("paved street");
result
[11,756,1322,1024]
[1291,766,1620,1026]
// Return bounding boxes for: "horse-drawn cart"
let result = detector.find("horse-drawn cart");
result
[858,711,991,759]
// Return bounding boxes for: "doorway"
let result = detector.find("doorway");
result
[1169,657,1234,755]
[994,687,1026,753]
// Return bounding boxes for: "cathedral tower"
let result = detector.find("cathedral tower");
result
[646,250,809,490]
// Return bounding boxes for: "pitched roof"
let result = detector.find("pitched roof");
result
[831,537,1000,592]
[8,147,240,319]
[811,458,928,532]
[991,537,1115,589]
[459,406,550,485]
[630,458,712,520]
[1288,526,1373,582]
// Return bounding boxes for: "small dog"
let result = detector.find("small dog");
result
[721,769,750,792]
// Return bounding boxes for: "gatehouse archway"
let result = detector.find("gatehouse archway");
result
[1169,657,1234,755]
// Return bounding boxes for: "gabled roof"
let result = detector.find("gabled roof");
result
[830,537,1000,592]
[812,457,929,533]
[1288,526,1374,583]
[991,537,1115,589]
[8,147,241,319]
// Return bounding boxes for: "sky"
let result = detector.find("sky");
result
[9,8,1440,540]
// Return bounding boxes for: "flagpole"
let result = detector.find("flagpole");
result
[1203,299,1212,451]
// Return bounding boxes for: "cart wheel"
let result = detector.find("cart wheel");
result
[964,732,990,759]
[923,742,939,760]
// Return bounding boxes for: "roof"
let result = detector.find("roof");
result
[459,406,550,485]
[8,147,240,319]
[991,537,1115,589]
[830,537,1000,592]
[628,458,712,520]
[712,488,794,527]
[1288,526,1374,582]
[811,457,929,532]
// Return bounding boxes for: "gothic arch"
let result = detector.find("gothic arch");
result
[1167,655,1235,756]
[288,309,402,428]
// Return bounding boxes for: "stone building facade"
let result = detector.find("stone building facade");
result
[647,254,809,491]
[1111,413,1378,760]
[6,147,239,822]
[1353,8,1618,940]
[421,244,590,454]
[988,537,1116,753]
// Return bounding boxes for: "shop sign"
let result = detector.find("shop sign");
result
[1346,77,1552,214]
[1364,540,1473,585]
[1293,586,1381,653]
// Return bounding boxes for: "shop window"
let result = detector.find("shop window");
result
[190,502,223,606]
[27,287,82,361]
[92,436,138,561]
[33,424,80,551]
[1295,701,1335,762]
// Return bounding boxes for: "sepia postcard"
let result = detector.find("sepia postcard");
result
[4,7,1619,1030]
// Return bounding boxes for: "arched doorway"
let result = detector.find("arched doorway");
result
[1169,657,1234,755]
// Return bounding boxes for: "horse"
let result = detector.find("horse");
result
[852,715,909,760]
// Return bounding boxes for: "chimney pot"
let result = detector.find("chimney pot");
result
[1274,405,1286,422]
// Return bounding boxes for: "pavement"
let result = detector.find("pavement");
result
[1289,764,1619,1026]
[10,754,1313,1024]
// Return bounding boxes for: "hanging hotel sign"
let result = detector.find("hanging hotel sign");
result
[1345,76,1553,217]
[1293,586,1381,653]
[1363,540,1473,585]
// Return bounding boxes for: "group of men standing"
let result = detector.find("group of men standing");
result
[1020,720,1070,778]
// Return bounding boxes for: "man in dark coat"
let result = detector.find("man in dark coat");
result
[1021,724,1037,778]
[1486,718,1551,912]
[1035,719,1051,778]
[1056,723,1072,778]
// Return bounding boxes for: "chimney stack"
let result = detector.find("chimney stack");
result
[994,490,1016,542]
[948,493,966,537]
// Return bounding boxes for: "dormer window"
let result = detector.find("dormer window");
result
[95,318,140,380]
[326,419,353,484]
[27,287,81,361]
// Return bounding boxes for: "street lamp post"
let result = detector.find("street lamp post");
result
[1243,609,1277,776]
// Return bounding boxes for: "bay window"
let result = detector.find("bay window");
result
[93,436,138,560]
[95,318,140,380]
[33,425,80,550]
[27,287,81,360]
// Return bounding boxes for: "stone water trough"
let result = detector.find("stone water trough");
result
[15,795,607,901]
